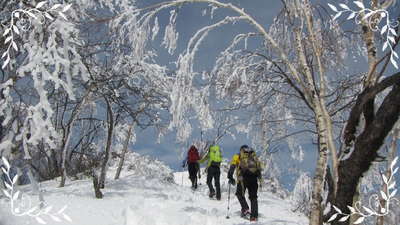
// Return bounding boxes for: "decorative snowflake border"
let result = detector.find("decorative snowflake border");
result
[1,1,72,69]
[1,156,71,224]
[327,156,399,224]
[328,1,399,69]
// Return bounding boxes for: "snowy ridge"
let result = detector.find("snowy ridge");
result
[0,163,308,225]
[108,151,175,183]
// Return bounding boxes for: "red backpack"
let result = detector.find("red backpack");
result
[187,146,200,163]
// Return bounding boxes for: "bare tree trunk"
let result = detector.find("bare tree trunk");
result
[0,90,5,190]
[99,97,114,189]
[92,169,103,199]
[22,138,45,208]
[59,92,91,187]
[333,83,400,225]
[26,163,45,208]
[0,170,5,189]
[49,149,59,178]
[350,181,361,224]
[59,126,72,187]
[377,123,399,225]
[344,9,379,222]
[115,124,134,180]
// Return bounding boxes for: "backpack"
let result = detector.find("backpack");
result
[209,145,222,164]
[187,146,200,163]
[239,150,260,175]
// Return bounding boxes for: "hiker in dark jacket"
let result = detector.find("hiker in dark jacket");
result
[227,145,262,222]
[182,145,200,189]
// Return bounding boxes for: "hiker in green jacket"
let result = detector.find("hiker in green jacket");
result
[199,144,222,200]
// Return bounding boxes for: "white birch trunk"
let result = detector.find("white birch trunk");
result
[309,103,330,225]
[301,0,339,196]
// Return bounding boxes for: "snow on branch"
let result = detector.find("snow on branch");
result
[124,0,312,143]
[1,1,72,69]
[168,15,245,141]
[162,10,179,54]
[0,1,84,153]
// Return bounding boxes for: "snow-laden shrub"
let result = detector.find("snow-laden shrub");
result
[258,154,288,198]
[262,177,288,199]
[290,172,313,216]
[110,151,174,183]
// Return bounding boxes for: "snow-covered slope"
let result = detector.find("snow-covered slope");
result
[0,164,308,225]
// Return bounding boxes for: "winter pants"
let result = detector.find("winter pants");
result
[188,162,199,188]
[236,175,258,218]
[206,165,221,199]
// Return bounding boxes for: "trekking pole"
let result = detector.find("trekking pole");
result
[226,183,231,219]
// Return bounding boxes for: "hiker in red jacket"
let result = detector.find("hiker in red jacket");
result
[182,145,200,189]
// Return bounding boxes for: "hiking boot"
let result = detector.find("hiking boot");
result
[250,217,257,222]
[216,196,221,200]
[209,192,215,198]
[241,209,250,217]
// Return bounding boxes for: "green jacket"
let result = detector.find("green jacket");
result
[199,145,222,167]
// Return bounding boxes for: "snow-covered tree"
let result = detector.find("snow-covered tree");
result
[1,0,172,198]
[1,0,78,205]
[291,172,313,216]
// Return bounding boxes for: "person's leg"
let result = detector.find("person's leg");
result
[194,163,199,188]
[206,167,215,197]
[235,181,249,216]
[188,163,196,188]
[214,166,221,199]
[246,177,258,219]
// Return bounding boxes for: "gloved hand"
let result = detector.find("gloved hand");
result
[229,178,236,185]
[182,163,186,168]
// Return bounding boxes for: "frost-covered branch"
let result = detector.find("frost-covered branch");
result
[1,1,72,69]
